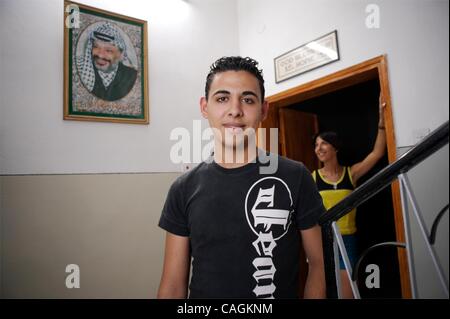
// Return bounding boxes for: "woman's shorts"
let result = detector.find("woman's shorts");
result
[338,234,357,270]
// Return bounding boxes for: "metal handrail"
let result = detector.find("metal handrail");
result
[430,204,449,245]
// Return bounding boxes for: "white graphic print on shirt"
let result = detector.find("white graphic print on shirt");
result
[245,177,293,298]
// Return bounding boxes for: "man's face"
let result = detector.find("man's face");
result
[200,70,268,150]
[91,40,122,72]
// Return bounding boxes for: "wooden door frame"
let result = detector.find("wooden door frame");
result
[261,55,411,298]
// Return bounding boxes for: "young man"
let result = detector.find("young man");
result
[157,56,326,298]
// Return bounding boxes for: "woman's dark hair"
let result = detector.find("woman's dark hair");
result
[313,131,342,151]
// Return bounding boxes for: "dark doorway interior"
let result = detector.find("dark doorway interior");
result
[288,79,402,298]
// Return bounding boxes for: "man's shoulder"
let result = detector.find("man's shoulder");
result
[261,154,314,188]
[170,161,211,189]
[273,154,308,173]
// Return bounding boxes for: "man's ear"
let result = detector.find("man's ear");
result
[261,100,269,121]
[200,97,208,119]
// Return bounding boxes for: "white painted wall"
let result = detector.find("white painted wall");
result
[237,0,449,148]
[1,0,447,173]
[0,0,238,175]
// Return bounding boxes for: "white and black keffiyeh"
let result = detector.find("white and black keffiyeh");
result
[98,67,118,88]
[77,22,127,92]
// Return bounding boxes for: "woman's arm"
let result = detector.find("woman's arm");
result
[351,94,387,184]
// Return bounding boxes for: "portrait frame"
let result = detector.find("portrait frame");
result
[274,30,340,83]
[64,1,149,124]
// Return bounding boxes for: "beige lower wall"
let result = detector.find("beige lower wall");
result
[0,173,180,298]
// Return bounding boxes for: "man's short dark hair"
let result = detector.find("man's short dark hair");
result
[205,56,265,102]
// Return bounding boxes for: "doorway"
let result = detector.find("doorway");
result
[261,55,411,298]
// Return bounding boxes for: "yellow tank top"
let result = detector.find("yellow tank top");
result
[312,167,357,235]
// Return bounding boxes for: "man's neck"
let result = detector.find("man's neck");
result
[213,145,258,169]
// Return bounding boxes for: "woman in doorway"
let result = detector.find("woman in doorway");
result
[312,95,387,298]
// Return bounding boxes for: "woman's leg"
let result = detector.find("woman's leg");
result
[338,234,358,298]
[340,269,354,299]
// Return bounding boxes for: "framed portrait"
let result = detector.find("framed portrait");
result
[64,1,149,124]
[274,30,340,83]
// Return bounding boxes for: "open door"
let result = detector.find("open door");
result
[278,107,319,298]
[279,108,319,171]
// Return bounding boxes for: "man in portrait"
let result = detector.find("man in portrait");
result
[77,22,137,101]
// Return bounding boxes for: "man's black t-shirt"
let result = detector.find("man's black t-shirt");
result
[158,155,325,298]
